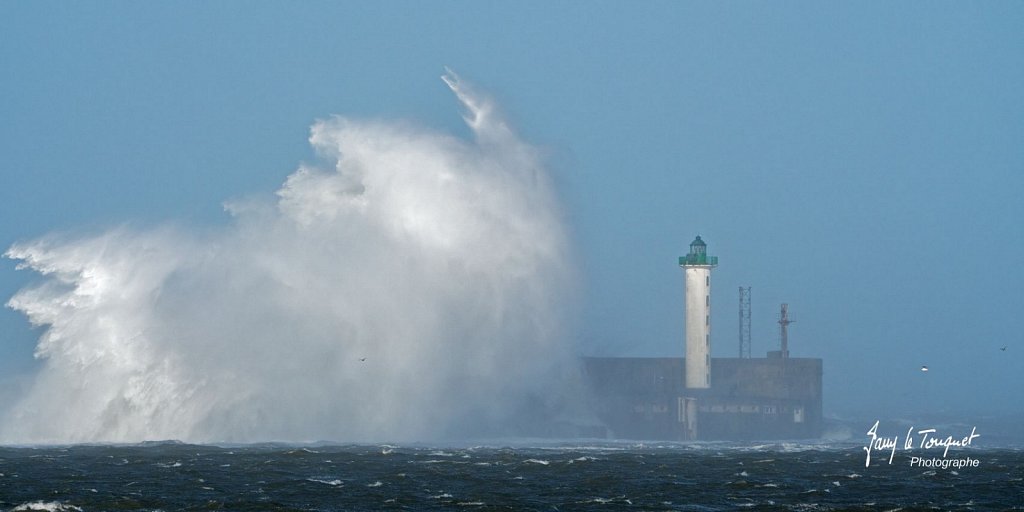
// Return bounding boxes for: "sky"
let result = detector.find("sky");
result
[1,1,1022,437]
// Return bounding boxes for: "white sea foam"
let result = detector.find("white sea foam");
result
[578,496,631,505]
[12,502,83,512]
[1,71,577,444]
[307,478,343,486]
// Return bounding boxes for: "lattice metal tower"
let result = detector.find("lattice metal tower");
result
[738,287,751,358]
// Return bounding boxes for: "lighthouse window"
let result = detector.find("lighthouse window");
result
[706,276,710,287]
[705,315,709,326]
[706,334,709,347]
[705,295,709,306]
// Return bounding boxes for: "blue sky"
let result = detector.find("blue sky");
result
[2,1,1022,420]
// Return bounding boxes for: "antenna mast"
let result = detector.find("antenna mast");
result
[778,303,793,359]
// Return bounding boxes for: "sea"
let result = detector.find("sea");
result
[0,439,1021,511]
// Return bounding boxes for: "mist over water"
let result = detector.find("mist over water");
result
[2,73,578,444]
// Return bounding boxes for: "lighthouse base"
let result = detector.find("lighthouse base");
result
[583,356,823,441]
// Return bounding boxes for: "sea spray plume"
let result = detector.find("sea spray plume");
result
[2,72,576,443]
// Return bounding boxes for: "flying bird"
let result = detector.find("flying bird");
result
[920,365,929,372]
[1000,346,1007,351]
[360,357,367,362]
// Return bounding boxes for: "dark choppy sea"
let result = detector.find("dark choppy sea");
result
[0,441,1021,511]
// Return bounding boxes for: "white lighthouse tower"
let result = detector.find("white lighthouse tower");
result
[680,235,717,389]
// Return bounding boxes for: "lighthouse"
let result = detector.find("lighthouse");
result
[680,235,717,389]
